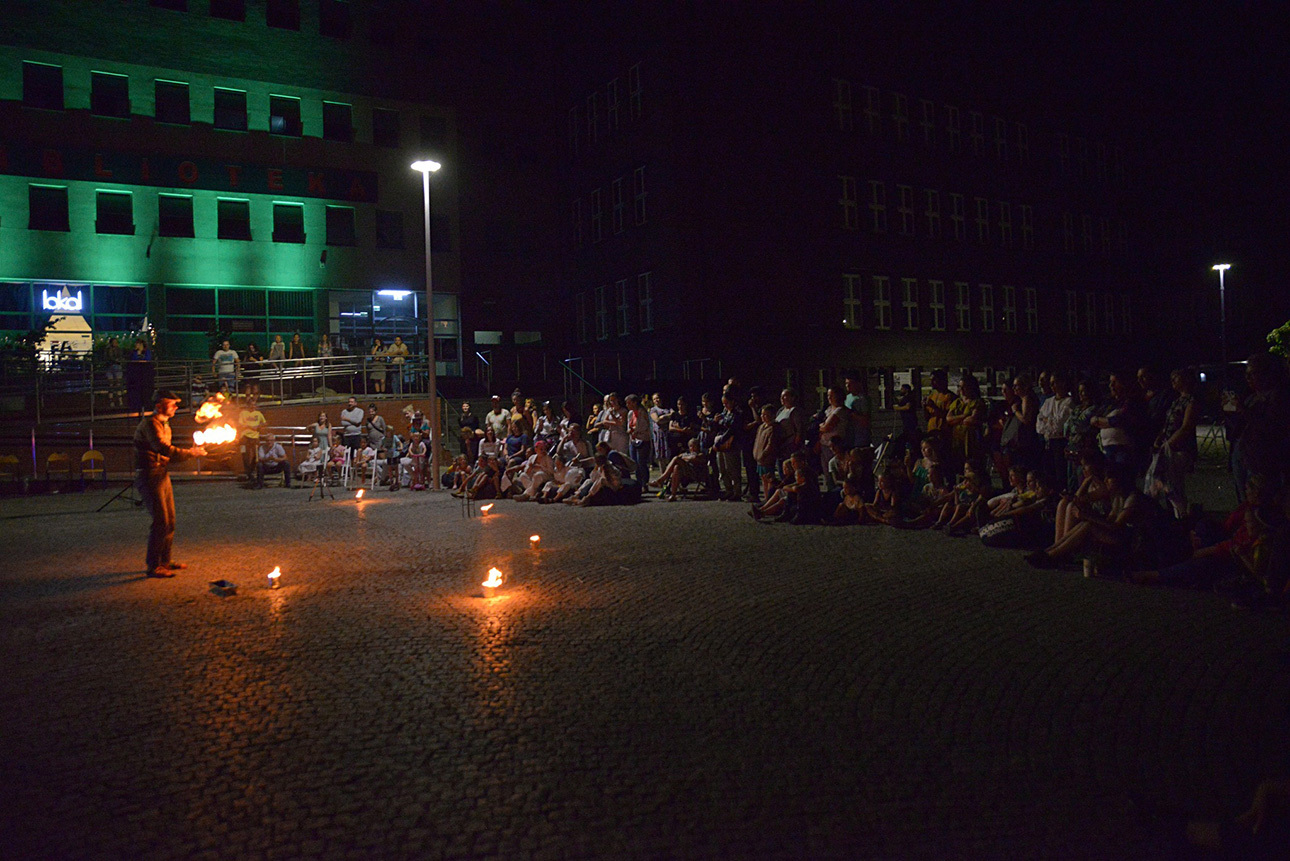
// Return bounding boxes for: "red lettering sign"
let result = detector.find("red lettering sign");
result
[307,172,326,195]
[348,178,368,201]
[42,149,64,177]
[178,161,198,185]
[226,164,242,187]
[267,168,284,191]
[94,154,113,178]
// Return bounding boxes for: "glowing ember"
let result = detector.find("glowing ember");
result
[356,489,365,499]
[480,503,494,514]
[482,567,504,589]
[193,424,236,446]
[194,394,227,423]
[268,566,281,588]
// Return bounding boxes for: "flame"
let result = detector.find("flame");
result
[529,534,541,543]
[194,394,227,424]
[480,503,494,513]
[268,566,281,587]
[356,489,365,499]
[193,424,237,445]
[482,567,504,589]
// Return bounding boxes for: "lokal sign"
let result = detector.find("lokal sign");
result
[42,289,84,312]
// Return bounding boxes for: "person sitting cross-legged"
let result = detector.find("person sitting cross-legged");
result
[254,433,291,488]
[1026,463,1143,569]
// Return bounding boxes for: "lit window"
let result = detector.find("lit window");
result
[96,191,134,235]
[945,104,960,152]
[91,72,130,118]
[213,87,247,131]
[628,63,642,121]
[843,274,862,329]
[615,279,630,336]
[928,280,946,331]
[1024,287,1039,333]
[155,80,189,124]
[993,116,1007,160]
[595,285,609,340]
[633,166,647,225]
[897,185,914,235]
[638,272,653,332]
[974,197,990,244]
[863,86,880,133]
[322,101,352,142]
[23,62,63,111]
[833,78,853,131]
[979,284,995,333]
[998,201,1012,247]
[891,92,909,141]
[158,194,194,238]
[607,78,620,132]
[954,281,971,331]
[1020,204,1034,249]
[269,95,301,136]
[924,189,940,238]
[590,187,603,243]
[272,203,305,243]
[872,276,891,330]
[838,176,858,230]
[217,198,251,240]
[1065,290,1079,333]
[969,111,984,155]
[920,99,935,145]
[586,91,598,144]
[949,193,965,241]
[325,205,356,246]
[868,180,887,234]
[901,277,919,330]
[612,177,624,234]
[1001,285,1017,333]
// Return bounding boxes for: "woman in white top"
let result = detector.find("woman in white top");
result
[592,392,630,455]
[818,386,850,489]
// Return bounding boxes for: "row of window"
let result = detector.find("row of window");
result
[576,273,655,343]
[22,184,410,248]
[839,178,1038,248]
[149,0,351,38]
[568,63,643,155]
[572,167,648,245]
[840,275,1133,337]
[0,281,147,333]
[19,61,444,147]
[830,79,1126,182]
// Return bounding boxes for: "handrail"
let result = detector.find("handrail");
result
[559,357,607,400]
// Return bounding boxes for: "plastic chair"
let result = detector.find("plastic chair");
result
[339,447,354,488]
[81,450,107,486]
[46,452,74,490]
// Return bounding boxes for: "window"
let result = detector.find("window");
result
[372,107,399,147]
[91,72,130,118]
[897,185,914,235]
[1020,204,1034,249]
[158,194,194,237]
[597,78,617,133]
[615,279,630,336]
[420,115,447,149]
[213,87,247,131]
[843,274,862,329]
[1085,292,1097,335]
[633,166,647,225]
[872,276,891,330]
[209,0,245,20]
[1100,217,1111,252]
[1015,122,1029,162]
[375,210,403,248]
[585,91,598,144]
[863,86,880,133]
[23,62,64,110]
[322,102,352,142]
[1081,214,1093,252]
[901,277,919,330]
[924,189,941,238]
[590,187,603,243]
[979,284,995,332]
[266,0,300,29]
[993,116,1007,159]
[1095,142,1108,181]
[269,95,302,136]
[955,281,971,331]
[1001,285,1017,333]
[998,201,1012,247]
[949,193,965,240]
[217,199,251,240]
[628,62,642,120]
[1062,212,1075,252]
[594,285,609,340]
[868,180,887,233]
[638,272,653,332]
[568,106,579,154]
[891,92,909,141]
[928,280,946,331]
[969,111,984,155]
[94,191,134,235]
[1056,133,1070,174]
[576,293,588,344]
[1065,290,1079,333]
[1103,292,1117,334]
[29,185,69,231]
[325,206,356,246]
[833,78,853,131]
[1121,294,1132,335]
[945,104,960,152]
[150,0,186,8]
[154,80,189,124]
[319,0,352,38]
[272,203,305,243]
[612,178,625,234]
[919,99,935,145]
[1024,287,1039,333]
[571,198,583,246]
[838,176,858,230]
[974,197,990,243]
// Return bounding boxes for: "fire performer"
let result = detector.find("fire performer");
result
[134,390,206,578]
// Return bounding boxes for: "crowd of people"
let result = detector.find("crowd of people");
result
[209,334,414,397]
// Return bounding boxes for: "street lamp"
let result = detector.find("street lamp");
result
[1212,263,1231,388]
[412,159,443,490]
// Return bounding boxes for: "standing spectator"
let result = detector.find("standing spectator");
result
[649,392,673,468]
[484,395,509,439]
[237,393,266,481]
[945,375,988,476]
[387,335,409,394]
[457,401,481,462]
[211,339,239,392]
[1091,371,1145,470]
[923,369,954,441]
[626,394,652,488]
[752,404,779,500]
[534,401,560,448]
[1004,373,1042,470]
[713,392,743,500]
[124,338,155,416]
[368,337,387,394]
[593,392,630,455]
[741,387,764,503]
[843,370,873,448]
[1147,367,1200,517]
[254,433,291,488]
[775,387,806,457]
[818,386,851,489]
[318,334,334,358]
[365,403,388,452]
[1036,371,1073,489]
[103,336,124,408]
[241,341,262,396]
[1138,366,1175,446]
[1064,378,1104,491]
[667,396,697,459]
[892,383,920,458]
[340,396,364,451]
[1230,351,1290,501]
[310,411,332,451]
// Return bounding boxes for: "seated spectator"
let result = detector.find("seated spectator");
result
[327,434,347,484]
[254,433,291,488]
[925,463,989,532]
[510,440,555,502]
[1026,464,1143,568]
[827,448,877,525]
[651,438,710,501]
[355,441,379,484]
[478,426,502,463]
[539,454,587,504]
[567,452,622,507]
[751,451,821,524]
[987,466,1030,518]
[979,471,1058,549]
[445,454,471,491]
[298,444,327,482]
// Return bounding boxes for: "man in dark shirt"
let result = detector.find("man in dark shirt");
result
[134,390,205,578]
[457,401,481,463]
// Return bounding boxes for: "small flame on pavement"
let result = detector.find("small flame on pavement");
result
[480,503,494,514]
[194,424,236,446]
[482,567,504,589]
[356,489,365,499]
[529,534,541,545]
[268,566,282,588]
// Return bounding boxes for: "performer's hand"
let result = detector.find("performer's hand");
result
[193,446,208,457]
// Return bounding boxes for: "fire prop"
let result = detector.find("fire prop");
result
[480,503,494,514]
[194,393,228,423]
[356,489,365,499]
[482,567,504,598]
[192,393,237,447]
[529,534,541,548]
[267,566,282,589]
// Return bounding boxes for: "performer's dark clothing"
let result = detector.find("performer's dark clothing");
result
[133,413,198,572]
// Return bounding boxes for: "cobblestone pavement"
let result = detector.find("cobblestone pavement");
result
[1,476,1287,859]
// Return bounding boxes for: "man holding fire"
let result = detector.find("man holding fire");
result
[134,389,206,578]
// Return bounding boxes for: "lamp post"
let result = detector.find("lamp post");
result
[412,159,442,490]
[1212,263,1231,388]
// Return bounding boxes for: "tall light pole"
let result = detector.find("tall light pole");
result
[412,159,442,489]
[1212,263,1231,388]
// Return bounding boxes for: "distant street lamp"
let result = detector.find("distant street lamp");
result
[412,159,443,490]
[1212,263,1231,388]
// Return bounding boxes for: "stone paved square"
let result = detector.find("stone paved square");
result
[2,479,1288,858]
